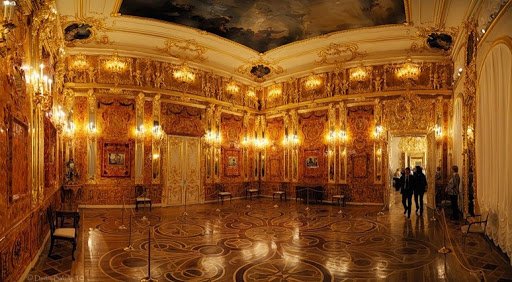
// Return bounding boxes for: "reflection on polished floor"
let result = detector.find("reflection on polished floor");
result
[27,199,512,281]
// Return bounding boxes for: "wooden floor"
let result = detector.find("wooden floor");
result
[26,197,512,281]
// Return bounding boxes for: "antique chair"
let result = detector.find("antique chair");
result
[135,185,152,211]
[46,207,77,260]
[245,182,260,200]
[216,183,232,204]
[461,213,489,247]
[273,182,288,201]
[331,184,347,207]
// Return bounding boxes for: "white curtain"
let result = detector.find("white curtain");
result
[452,97,464,210]
[476,43,512,262]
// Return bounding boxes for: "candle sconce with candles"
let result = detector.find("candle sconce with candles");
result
[22,63,54,111]
[0,0,17,56]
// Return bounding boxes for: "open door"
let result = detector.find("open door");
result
[426,132,436,209]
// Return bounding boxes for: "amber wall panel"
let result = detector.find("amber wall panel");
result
[298,111,327,184]
[220,114,245,196]
[346,106,384,203]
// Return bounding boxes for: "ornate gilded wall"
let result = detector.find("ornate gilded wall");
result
[0,1,65,280]
[298,111,328,184]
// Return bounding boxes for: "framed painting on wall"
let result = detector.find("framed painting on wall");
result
[101,141,132,177]
[303,149,322,177]
[223,148,241,176]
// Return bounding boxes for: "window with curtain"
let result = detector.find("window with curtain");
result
[476,42,512,263]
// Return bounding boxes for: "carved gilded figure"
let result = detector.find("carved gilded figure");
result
[134,69,143,86]
[144,66,152,85]
[154,71,165,88]
[374,75,382,92]
[87,66,96,83]
[432,72,440,90]
[341,79,349,95]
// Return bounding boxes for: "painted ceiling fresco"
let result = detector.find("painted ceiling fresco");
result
[119,0,406,53]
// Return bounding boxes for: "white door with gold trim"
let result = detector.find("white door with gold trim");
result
[165,135,203,206]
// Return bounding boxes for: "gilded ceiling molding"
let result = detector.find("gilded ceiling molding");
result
[156,38,207,62]
[315,43,364,66]
[236,56,284,82]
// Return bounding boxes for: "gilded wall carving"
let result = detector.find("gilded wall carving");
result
[65,55,257,109]
[263,63,453,109]
[161,103,204,137]
[382,92,436,132]
[220,114,244,184]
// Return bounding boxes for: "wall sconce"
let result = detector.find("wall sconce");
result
[434,124,442,139]
[152,153,160,160]
[152,121,163,140]
[204,130,222,146]
[70,53,89,71]
[325,128,347,145]
[87,122,97,135]
[135,125,145,140]
[52,105,66,130]
[23,63,54,111]
[246,88,257,99]
[350,65,371,82]
[63,121,75,138]
[373,124,384,139]
[282,133,299,147]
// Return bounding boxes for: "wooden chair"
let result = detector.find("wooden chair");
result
[461,213,489,247]
[216,183,232,204]
[135,185,152,211]
[273,182,288,201]
[47,207,77,260]
[245,182,260,200]
[331,184,347,207]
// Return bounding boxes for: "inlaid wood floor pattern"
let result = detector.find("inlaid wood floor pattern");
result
[27,200,512,281]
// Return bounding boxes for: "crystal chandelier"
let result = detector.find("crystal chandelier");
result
[173,64,195,83]
[225,80,240,94]
[246,88,256,99]
[349,66,369,81]
[104,52,127,72]
[71,53,89,70]
[304,74,322,90]
[267,83,282,98]
[396,59,421,80]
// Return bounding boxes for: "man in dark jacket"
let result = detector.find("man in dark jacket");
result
[413,166,428,216]
[400,167,414,219]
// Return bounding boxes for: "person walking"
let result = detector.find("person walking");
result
[413,166,427,216]
[400,167,414,219]
[445,165,461,220]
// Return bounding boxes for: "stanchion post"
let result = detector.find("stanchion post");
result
[123,214,134,251]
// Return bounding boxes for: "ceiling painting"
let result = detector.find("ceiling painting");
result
[119,0,406,53]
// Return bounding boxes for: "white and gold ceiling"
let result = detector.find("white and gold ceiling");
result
[56,0,478,86]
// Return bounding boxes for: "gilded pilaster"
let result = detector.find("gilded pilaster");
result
[86,89,97,183]
[135,92,145,184]
[152,94,162,184]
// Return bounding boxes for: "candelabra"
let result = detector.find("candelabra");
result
[23,63,54,111]
[0,0,16,56]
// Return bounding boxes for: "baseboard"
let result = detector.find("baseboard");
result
[78,203,163,209]
[19,231,50,282]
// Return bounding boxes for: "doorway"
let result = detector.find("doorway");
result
[387,134,435,212]
[163,135,203,206]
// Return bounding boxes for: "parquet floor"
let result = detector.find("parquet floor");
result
[26,197,512,281]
